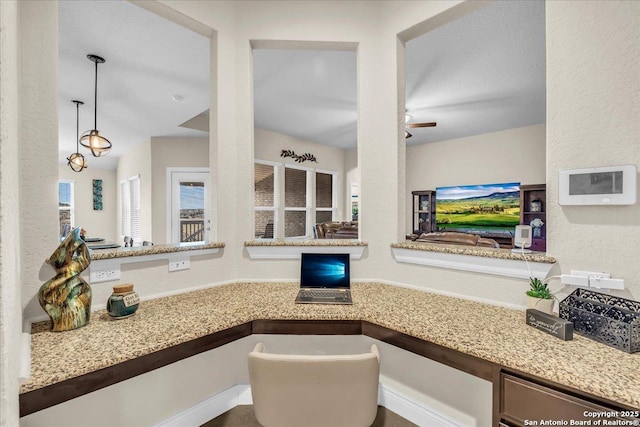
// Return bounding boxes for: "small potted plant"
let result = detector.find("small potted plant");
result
[526,277,555,314]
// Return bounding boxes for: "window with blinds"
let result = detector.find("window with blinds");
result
[284,166,308,238]
[120,175,141,244]
[254,161,338,239]
[58,181,74,238]
[254,162,276,239]
[315,171,335,224]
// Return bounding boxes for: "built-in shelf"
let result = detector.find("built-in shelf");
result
[391,242,556,280]
[244,239,366,259]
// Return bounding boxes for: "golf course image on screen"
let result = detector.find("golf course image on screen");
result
[435,182,520,234]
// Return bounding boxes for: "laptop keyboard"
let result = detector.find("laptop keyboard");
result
[299,290,350,299]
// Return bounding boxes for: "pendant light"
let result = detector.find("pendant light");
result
[67,100,88,172]
[80,54,112,157]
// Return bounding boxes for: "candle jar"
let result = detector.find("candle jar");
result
[107,284,139,319]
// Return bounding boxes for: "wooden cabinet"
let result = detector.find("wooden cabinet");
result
[500,373,636,427]
[412,190,436,234]
[520,184,546,252]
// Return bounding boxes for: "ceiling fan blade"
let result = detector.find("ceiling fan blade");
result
[407,122,437,128]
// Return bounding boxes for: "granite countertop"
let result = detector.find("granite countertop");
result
[21,282,638,409]
[245,239,366,246]
[391,241,557,263]
[89,242,225,260]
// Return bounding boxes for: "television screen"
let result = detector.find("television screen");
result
[435,182,520,235]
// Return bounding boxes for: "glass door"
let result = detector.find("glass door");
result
[170,171,210,243]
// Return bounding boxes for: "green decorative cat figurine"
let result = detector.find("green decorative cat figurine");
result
[39,228,92,331]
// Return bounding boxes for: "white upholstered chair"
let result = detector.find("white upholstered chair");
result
[248,343,380,427]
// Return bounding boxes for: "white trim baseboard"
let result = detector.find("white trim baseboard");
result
[378,383,463,427]
[153,382,464,427]
[154,384,252,427]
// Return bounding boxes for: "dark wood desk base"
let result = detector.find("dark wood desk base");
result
[20,320,637,425]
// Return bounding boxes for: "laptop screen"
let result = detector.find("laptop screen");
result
[300,253,350,289]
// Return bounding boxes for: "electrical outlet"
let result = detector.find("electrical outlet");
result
[570,270,610,279]
[168,260,190,272]
[89,267,121,283]
[589,277,624,290]
[564,270,624,290]
[560,274,589,287]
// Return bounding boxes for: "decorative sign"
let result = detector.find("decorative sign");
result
[526,309,573,341]
[93,179,103,210]
[123,292,140,308]
[280,149,317,163]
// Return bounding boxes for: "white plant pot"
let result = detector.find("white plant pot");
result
[526,295,555,314]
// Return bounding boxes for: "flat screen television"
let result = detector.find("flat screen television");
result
[435,182,520,236]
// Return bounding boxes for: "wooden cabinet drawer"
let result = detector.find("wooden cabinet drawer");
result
[500,374,628,426]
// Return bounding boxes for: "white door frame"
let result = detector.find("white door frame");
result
[166,167,210,244]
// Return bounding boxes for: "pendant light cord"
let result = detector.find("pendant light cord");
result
[93,59,98,129]
[76,101,80,151]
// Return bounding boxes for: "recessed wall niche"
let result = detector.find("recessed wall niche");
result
[251,42,359,240]
[57,0,213,245]
[402,0,546,242]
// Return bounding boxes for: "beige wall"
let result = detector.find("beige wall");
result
[254,127,346,169]
[4,0,640,425]
[15,0,61,345]
[254,127,348,221]
[405,124,546,234]
[58,165,118,243]
[116,139,152,244]
[150,136,209,244]
[0,1,21,425]
[546,0,640,302]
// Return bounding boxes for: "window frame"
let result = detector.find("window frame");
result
[58,180,75,237]
[254,160,339,239]
[314,169,337,225]
[284,163,312,239]
[254,160,279,239]
[120,174,141,245]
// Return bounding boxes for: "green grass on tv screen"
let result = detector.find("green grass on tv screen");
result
[436,195,520,232]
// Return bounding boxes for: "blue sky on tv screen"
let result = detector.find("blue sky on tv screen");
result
[436,182,520,200]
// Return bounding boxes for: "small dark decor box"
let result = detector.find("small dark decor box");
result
[559,288,640,353]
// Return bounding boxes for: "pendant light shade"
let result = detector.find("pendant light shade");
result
[80,54,112,157]
[67,100,88,172]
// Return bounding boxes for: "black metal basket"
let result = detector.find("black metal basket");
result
[559,288,640,353]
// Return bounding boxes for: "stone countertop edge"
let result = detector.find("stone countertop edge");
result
[245,239,367,246]
[391,241,557,264]
[89,242,225,260]
[21,282,639,410]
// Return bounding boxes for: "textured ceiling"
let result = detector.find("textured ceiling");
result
[252,1,545,149]
[57,0,545,168]
[253,49,357,150]
[404,0,546,145]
